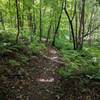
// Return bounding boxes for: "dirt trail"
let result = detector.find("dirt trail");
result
[28,46,63,100]
[37,47,59,82]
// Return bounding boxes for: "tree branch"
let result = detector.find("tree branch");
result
[72,0,77,21]
[84,24,100,37]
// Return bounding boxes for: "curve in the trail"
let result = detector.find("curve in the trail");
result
[29,47,62,100]
[36,47,59,83]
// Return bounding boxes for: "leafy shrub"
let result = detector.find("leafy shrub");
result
[59,64,100,79]
[59,63,79,78]
[29,41,47,54]
[58,49,100,79]
[55,36,72,50]
[93,39,100,49]
[0,31,15,43]
[8,59,20,66]
[0,41,25,56]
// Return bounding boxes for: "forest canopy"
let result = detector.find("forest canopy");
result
[0,0,100,49]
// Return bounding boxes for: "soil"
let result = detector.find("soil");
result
[0,46,100,100]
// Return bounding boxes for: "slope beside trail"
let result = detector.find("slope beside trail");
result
[0,46,64,100]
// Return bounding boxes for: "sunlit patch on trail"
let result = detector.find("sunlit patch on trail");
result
[50,56,58,60]
[37,78,54,83]
[49,50,57,54]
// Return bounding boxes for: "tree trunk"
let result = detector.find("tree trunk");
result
[9,0,13,27]
[33,0,36,34]
[15,0,20,43]
[78,0,85,50]
[28,8,33,42]
[39,0,42,41]
[46,21,52,42]
[0,12,5,30]
[52,2,64,46]
[64,8,76,50]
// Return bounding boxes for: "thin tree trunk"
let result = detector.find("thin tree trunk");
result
[64,0,77,50]
[0,12,5,30]
[75,13,78,48]
[39,0,42,41]
[64,8,76,50]
[46,21,52,42]
[9,0,13,27]
[78,0,85,50]
[20,0,25,31]
[15,0,20,43]
[52,2,64,46]
[46,10,53,42]
[28,8,33,42]
[88,31,92,46]
[33,0,36,34]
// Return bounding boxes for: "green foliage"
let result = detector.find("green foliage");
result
[0,41,24,56]
[29,40,47,54]
[55,36,72,50]
[96,0,100,5]
[0,31,15,43]
[0,31,29,57]
[8,59,20,66]
[20,55,28,64]
[59,62,79,78]
[93,39,100,49]
[58,49,100,79]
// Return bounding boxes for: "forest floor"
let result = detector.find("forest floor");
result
[0,45,100,100]
[0,45,65,100]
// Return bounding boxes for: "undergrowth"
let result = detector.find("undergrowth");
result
[56,37,100,80]
[58,48,100,80]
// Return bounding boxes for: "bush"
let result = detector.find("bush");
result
[8,59,20,66]
[59,62,79,78]
[29,40,47,55]
[58,49,100,79]
[93,39,100,49]
[55,36,72,50]
[0,31,15,43]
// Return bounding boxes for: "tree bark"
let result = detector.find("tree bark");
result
[28,8,33,42]
[9,0,13,27]
[52,1,64,46]
[15,0,20,43]
[0,12,5,30]
[33,0,36,34]
[64,7,76,50]
[39,0,42,41]
[46,21,52,42]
